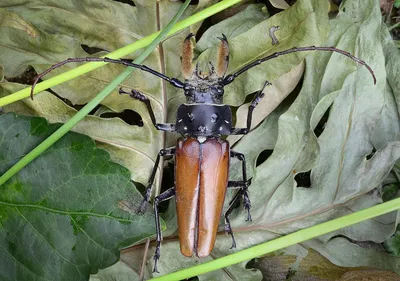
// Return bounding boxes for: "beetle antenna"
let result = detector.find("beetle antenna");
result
[222,46,376,86]
[30,57,185,99]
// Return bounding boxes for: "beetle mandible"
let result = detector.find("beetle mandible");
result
[31,33,376,272]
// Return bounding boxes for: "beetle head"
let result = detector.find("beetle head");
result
[181,34,229,104]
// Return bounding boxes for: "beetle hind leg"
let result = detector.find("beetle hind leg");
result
[153,187,175,273]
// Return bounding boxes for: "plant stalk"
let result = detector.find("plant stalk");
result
[150,197,400,281]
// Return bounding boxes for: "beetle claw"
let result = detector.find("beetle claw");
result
[243,192,252,221]
[119,87,147,102]
[245,209,252,222]
[152,261,160,273]
[225,223,237,248]
[152,246,161,273]
[245,178,252,188]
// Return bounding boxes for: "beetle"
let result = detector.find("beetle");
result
[31,33,376,272]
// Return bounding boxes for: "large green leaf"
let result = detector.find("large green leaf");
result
[0,113,154,281]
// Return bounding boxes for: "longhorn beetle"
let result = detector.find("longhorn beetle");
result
[31,33,376,272]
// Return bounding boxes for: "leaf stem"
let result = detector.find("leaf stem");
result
[389,21,400,31]
[150,197,400,281]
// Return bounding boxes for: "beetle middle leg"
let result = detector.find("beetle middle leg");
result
[138,147,176,213]
[228,151,252,221]
[153,187,175,273]
[119,88,176,132]
[224,150,252,248]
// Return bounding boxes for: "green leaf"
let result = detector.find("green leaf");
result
[0,113,155,281]
[195,4,270,52]
[250,245,400,280]
[269,0,290,10]
[395,0,400,8]
[306,237,400,272]
[90,261,140,281]
[384,230,400,256]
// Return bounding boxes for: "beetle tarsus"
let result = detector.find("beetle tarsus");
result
[152,243,161,273]
[243,192,252,222]
[153,188,175,272]
[137,188,152,213]
[119,88,176,132]
[224,219,237,249]
[119,88,146,101]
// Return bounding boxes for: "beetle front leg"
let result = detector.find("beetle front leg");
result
[138,147,176,213]
[153,187,175,273]
[119,88,176,132]
[230,80,272,135]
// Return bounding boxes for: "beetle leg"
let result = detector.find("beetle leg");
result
[153,187,175,273]
[230,80,272,135]
[119,88,176,132]
[224,189,244,249]
[228,151,252,221]
[227,181,252,223]
[138,147,176,213]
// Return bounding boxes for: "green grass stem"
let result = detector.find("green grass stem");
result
[150,197,400,281]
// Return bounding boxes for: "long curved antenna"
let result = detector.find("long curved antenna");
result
[222,46,377,86]
[30,57,185,99]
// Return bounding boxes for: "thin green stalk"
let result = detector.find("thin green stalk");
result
[389,21,400,31]
[0,0,197,185]
[0,0,242,106]
[150,197,400,281]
